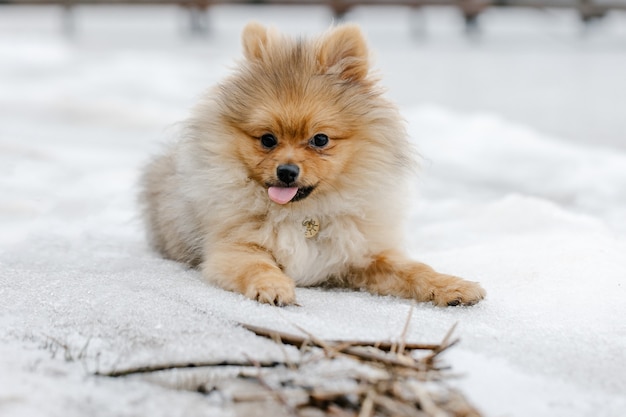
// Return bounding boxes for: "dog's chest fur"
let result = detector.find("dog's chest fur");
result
[264,210,369,286]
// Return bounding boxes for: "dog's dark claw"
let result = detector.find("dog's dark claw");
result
[447,299,461,306]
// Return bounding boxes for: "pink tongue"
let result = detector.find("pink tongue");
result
[268,187,298,204]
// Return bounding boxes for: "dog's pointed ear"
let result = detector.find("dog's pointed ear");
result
[242,22,270,61]
[318,24,369,81]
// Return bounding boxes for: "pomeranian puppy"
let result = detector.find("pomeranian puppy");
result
[140,22,485,307]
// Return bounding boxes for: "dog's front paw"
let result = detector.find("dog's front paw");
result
[430,275,486,307]
[244,272,296,306]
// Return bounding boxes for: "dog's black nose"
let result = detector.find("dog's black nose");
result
[276,164,299,184]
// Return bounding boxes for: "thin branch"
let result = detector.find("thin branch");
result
[98,359,285,378]
[249,357,299,417]
[409,381,448,417]
[440,322,459,348]
[372,393,424,417]
[423,322,460,364]
[397,304,415,355]
[341,346,429,372]
[358,388,376,417]
[292,323,341,359]
[240,323,440,352]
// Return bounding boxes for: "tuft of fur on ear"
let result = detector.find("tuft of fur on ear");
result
[242,22,270,61]
[317,24,369,81]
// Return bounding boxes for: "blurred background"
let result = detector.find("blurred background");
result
[1,0,625,153]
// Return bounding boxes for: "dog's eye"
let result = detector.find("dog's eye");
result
[310,133,329,148]
[260,133,278,149]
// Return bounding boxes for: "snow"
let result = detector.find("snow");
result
[1,5,626,417]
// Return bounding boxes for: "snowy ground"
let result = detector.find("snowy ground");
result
[1,5,626,417]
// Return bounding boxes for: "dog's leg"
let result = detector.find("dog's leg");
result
[202,243,296,306]
[348,250,485,306]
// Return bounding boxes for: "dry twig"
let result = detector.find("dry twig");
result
[98,359,284,378]
[97,320,481,417]
[240,323,440,352]
[397,304,415,355]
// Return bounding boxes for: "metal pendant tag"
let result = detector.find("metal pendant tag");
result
[302,217,320,238]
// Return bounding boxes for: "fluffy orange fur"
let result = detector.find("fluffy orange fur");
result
[139,22,486,307]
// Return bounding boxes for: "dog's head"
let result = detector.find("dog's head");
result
[214,22,405,205]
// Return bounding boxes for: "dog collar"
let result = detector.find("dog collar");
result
[302,217,320,238]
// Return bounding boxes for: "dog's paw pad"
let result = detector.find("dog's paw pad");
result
[245,274,296,306]
[433,278,486,307]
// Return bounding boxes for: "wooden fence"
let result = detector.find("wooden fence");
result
[3,0,625,33]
